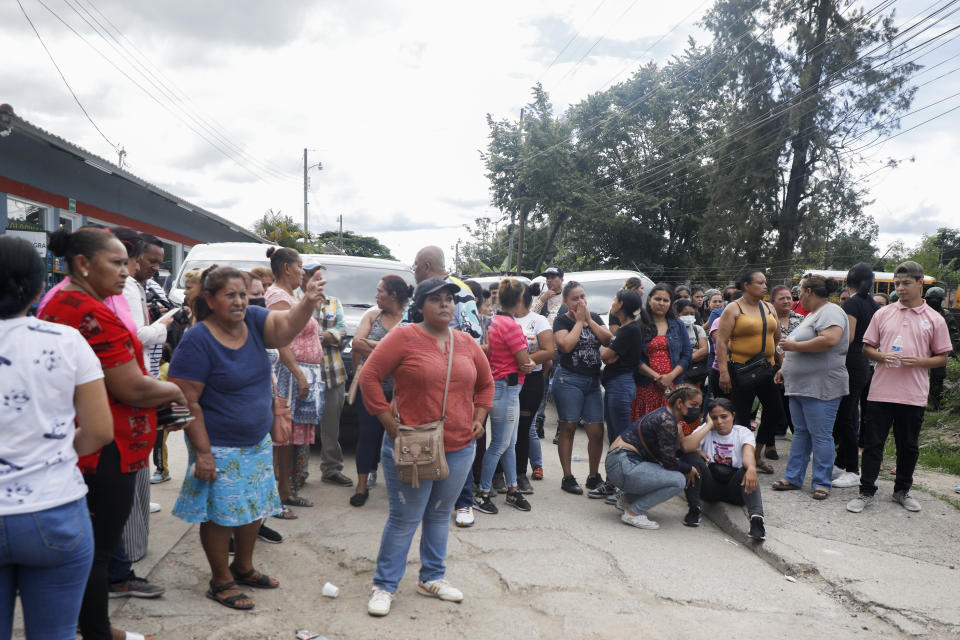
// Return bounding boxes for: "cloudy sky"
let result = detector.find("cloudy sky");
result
[3,0,958,266]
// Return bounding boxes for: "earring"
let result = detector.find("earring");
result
[82,271,89,277]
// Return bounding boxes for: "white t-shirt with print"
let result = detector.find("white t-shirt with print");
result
[699,425,756,469]
[0,317,104,515]
[513,312,552,372]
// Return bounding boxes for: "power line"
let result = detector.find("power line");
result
[15,0,118,153]
[32,0,282,184]
[554,0,642,86]
[72,0,296,181]
[538,0,609,83]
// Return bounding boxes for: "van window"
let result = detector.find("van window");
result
[177,260,269,287]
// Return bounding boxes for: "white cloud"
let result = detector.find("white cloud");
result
[3,0,958,268]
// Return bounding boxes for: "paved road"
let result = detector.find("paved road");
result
[15,406,958,639]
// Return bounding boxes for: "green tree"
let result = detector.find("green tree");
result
[310,231,395,259]
[251,209,305,248]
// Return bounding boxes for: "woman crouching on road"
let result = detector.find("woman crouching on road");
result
[605,385,702,530]
[168,265,326,610]
[679,398,766,540]
[359,278,494,617]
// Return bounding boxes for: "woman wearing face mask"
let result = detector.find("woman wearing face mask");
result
[605,385,703,530]
[552,281,613,496]
[247,273,266,308]
[679,398,765,540]
[674,298,709,391]
[632,285,692,422]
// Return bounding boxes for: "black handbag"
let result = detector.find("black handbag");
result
[685,359,709,385]
[728,302,775,392]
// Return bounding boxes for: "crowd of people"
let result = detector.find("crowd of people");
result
[1,230,957,633]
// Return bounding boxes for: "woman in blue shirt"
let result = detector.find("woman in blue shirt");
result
[168,266,325,610]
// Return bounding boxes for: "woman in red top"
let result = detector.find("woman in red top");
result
[475,279,534,515]
[359,278,493,617]
[43,228,185,640]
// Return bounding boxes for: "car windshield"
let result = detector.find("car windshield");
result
[322,265,414,306]
[176,260,268,287]
[578,279,627,307]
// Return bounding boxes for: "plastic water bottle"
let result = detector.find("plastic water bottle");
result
[890,335,903,367]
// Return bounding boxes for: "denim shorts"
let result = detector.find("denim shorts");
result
[552,367,604,424]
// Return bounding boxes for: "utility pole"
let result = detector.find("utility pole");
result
[303,148,309,236]
[505,108,524,274]
[338,214,343,251]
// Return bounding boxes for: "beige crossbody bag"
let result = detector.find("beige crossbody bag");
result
[393,328,454,488]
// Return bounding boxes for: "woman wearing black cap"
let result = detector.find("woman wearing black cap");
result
[359,278,494,617]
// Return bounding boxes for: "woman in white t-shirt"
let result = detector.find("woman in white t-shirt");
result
[0,236,113,640]
[511,284,554,494]
[680,398,766,541]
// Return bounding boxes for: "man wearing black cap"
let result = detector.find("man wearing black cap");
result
[531,266,565,325]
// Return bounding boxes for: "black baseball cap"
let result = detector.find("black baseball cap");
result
[413,277,460,308]
[541,266,564,279]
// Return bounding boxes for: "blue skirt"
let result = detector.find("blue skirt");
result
[172,434,282,526]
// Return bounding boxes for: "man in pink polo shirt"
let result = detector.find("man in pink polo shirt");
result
[847,261,953,514]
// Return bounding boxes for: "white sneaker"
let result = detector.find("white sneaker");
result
[846,494,875,513]
[832,465,844,480]
[367,587,394,616]
[148,502,161,513]
[454,506,475,528]
[621,512,659,529]
[832,472,860,488]
[892,490,921,512]
[417,578,463,602]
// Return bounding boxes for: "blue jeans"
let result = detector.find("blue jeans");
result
[374,438,475,593]
[480,380,521,492]
[0,498,94,640]
[785,395,842,490]
[553,367,603,424]
[603,372,635,444]
[529,420,543,468]
[605,448,685,514]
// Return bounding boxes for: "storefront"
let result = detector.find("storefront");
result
[0,105,263,287]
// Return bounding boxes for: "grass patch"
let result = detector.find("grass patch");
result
[881,410,960,477]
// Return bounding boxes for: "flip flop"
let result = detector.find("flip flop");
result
[230,564,280,589]
[812,488,830,500]
[283,495,314,508]
[272,506,298,520]
[206,580,254,610]
[771,479,801,491]
[756,460,775,474]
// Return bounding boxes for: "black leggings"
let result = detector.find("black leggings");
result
[515,371,545,476]
[355,388,390,475]
[833,355,871,473]
[727,376,784,448]
[79,443,138,640]
[681,452,763,517]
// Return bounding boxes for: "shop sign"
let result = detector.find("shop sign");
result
[6,229,48,257]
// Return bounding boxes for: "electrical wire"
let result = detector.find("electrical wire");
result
[538,0,610,83]
[15,0,118,154]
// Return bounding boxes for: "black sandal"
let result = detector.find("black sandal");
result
[229,564,279,589]
[206,580,253,610]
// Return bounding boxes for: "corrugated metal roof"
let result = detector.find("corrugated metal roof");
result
[0,107,263,242]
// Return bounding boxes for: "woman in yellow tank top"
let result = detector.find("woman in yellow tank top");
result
[715,270,784,474]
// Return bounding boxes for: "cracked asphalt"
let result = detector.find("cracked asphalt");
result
[15,405,957,640]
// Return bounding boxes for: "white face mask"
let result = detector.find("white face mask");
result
[678,315,695,327]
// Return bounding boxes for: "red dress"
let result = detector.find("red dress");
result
[40,289,155,474]
[631,335,672,422]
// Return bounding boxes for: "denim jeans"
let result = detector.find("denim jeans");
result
[0,498,94,640]
[553,367,603,424]
[603,372,635,444]
[480,380,521,492]
[374,438,475,593]
[784,395,842,490]
[528,420,543,468]
[604,448,685,514]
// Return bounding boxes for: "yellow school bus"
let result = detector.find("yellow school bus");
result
[795,270,936,297]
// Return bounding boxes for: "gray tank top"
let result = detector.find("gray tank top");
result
[365,312,394,395]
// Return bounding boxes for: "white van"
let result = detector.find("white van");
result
[530,269,655,325]
[171,243,415,367]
